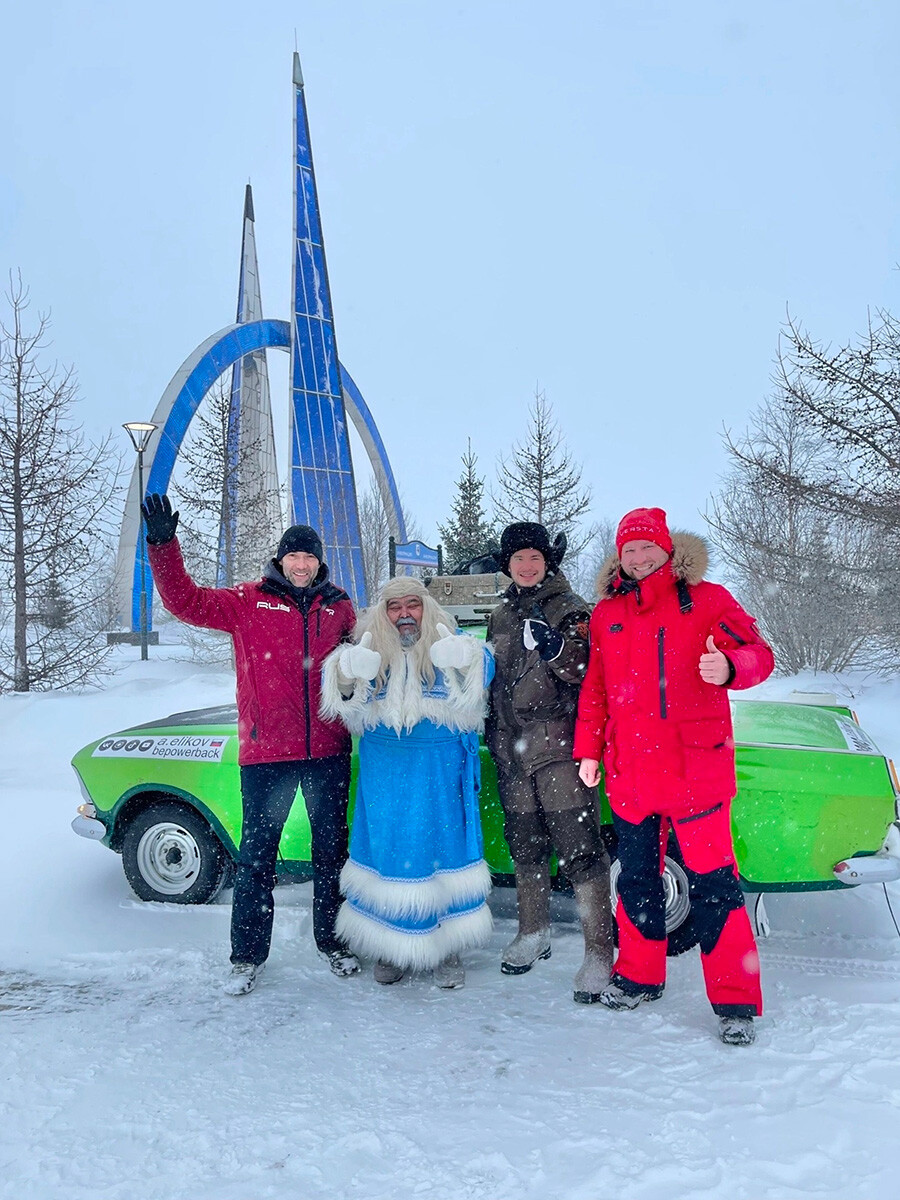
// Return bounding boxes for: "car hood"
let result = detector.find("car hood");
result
[731,700,880,755]
[124,705,239,732]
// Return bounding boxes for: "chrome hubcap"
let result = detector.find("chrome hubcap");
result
[135,822,202,895]
[609,855,692,933]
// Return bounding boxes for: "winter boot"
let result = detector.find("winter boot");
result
[373,960,405,985]
[501,863,552,975]
[718,1014,756,1046]
[319,947,361,978]
[598,978,664,1011]
[433,954,466,989]
[572,874,614,1004]
[223,962,264,996]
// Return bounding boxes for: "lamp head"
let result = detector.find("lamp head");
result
[123,421,157,453]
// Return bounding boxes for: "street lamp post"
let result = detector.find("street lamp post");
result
[123,421,158,661]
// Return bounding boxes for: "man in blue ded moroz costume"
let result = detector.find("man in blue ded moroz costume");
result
[321,577,494,988]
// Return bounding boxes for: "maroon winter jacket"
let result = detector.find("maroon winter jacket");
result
[148,539,355,766]
[573,532,774,820]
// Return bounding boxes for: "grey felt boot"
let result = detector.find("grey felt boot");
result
[433,954,466,989]
[501,864,552,975]
[572,874,614,1004]
[373,960,405,985]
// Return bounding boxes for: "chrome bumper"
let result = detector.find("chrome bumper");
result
[71,815,107,841]
[833,821,900,885]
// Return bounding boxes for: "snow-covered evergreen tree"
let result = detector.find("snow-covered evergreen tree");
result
[439,439,496,572]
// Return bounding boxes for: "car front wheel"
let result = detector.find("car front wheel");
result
[121,801,228,904]
[609,853,697,956]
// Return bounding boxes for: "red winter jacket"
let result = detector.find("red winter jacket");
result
[148,539,355,765]
[573,533,774,821]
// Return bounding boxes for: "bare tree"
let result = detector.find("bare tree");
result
[355,475,426,602]
[169,377,283,588]
[358,475,393,601]
[563,516,617,602]
[0,274,119,691]
[763,310,900,535]
[439,439,497,572]
[493,389,596,557]
[707,394,887,673]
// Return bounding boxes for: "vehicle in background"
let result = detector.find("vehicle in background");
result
[71,690,900,954]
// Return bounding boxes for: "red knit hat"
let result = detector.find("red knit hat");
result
[615,507,674,556]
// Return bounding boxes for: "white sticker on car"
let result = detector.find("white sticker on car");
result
[835,717,879,756]
[92,735,230,762]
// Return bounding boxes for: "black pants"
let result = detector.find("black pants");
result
[230,755,351,966]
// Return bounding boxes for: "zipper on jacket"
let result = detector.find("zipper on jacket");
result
[719,620,747,646]
[657,626,667,719]
[302,608,312,756]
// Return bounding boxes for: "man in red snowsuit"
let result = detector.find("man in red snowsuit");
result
[574,507,774,1044]
[141,494,357,995]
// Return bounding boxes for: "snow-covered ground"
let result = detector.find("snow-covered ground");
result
[3,649,900,1200]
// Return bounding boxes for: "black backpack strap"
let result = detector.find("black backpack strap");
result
[676,578,693,614]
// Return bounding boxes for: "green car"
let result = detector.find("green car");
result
[71,695,900,951]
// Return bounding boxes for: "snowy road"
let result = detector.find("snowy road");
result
[3,655,900,1199]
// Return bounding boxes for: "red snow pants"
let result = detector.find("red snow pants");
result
[610,801,762,1016]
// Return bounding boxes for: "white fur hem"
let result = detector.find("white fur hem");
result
[335,902,493,971]
[340,858,492,920]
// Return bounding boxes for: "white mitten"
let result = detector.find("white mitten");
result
[429,623,477,671]
[338,631,382,681]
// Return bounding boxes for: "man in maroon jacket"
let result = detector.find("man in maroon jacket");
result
[141,493,357,995]
[574,507,774,1044]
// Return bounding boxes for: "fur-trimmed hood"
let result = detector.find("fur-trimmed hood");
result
[596,531,710,597]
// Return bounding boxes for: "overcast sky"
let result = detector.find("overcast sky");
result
[3,0,899,556]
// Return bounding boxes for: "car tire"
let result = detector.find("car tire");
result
[608,851,698,957]
[121,801,228,904]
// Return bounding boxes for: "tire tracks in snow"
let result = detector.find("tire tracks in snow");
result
[760,948,900,979]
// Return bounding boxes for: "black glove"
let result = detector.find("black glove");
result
[141,493,179,545]
[522,604,564,662]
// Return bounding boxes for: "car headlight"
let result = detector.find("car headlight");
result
[73,772,97,815]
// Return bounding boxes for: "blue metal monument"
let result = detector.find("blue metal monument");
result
[115,54,406,626]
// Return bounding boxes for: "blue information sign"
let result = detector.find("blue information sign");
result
[393,540,440,569]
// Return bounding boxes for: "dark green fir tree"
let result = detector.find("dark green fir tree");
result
[439,439,496,572]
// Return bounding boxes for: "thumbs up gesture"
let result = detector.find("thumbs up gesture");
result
[699,634,730,686]
[339,631,383,681]
[429,623,478,671]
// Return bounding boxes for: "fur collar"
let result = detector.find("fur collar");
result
[321,640,489,736]
[596,531,710,597]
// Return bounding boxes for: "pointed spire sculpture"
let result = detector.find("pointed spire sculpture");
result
[115,53,403,628]
[217,184,283,585]
[289,51,366,602]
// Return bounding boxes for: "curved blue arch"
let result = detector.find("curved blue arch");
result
[145,320,290,497]
[339,364,408,546]
[126,318,405,627]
